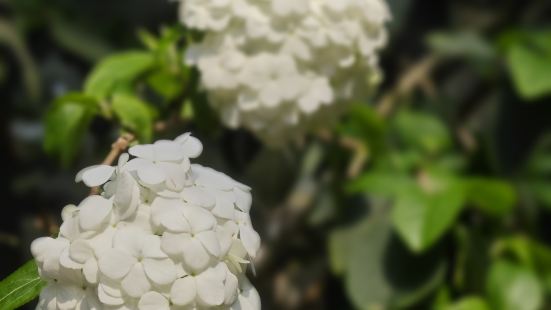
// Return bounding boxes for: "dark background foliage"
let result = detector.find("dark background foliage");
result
[1,0,551,309]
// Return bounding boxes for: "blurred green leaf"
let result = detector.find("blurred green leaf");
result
[444,297,490,310]
[346,171,416,195]
[84,51,155,100]
[495,236,551,291]
[147,69,187,103]
[392,174,465,253]
[0,19,41,100]
[505,30,551,100]
[44,93,98,165]
[486,260,543,310]
[394,110,451,155]
[330,211,446,309]
[50,19,112,62]
[428,31,496,62]
[111,93,155,142]
[339,104,387,158]
[462,177,516,216]
[0,260,45,310]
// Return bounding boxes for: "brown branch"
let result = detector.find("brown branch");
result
[90,133,135,195]
[318,55,441,179]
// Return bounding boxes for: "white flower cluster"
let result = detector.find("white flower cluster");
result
[181,0,390,144]
[31,133,261,310]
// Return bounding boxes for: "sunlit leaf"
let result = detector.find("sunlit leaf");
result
[111,93,155,142]
[445,297,490,310]
[505,31,551,100]
[487,260,543,310]
[462,177,516,216]
[84,51,155,100]
[392,174,465,253]
[0,260,45,310]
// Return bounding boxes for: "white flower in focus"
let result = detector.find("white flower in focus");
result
[31,133,261,310]
[180,0,390,144]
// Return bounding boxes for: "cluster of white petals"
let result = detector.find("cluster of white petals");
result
[31,133,261,310]
[181,0,390,144]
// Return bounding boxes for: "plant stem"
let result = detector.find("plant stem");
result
[90,133,135,195]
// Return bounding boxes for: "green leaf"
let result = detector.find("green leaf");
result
[394,110,451,155]
[339,104,387,158]
[462,177,516,216]
[427,31,496,62]
[330,211,446,309]
[392,174,465,252]
[505,31,551,100]
[0,260,45,310]
[487,260,543,310]
[445,297,490,310]
[0,20,41,101]
[495,235,551,291]
[147,70,187,103]
[111,93,155,142]
[50,19,112,62]
[346,171,416,195]
[84,51,155,100]
[44,93,98,165]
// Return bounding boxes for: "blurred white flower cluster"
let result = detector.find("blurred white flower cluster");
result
[31,133,261,310]
[181,0,390,144]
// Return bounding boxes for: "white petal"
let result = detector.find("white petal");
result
[113,227,146,257]
[98,249,136,280]
[153,141,186,161]
[161,233,186,257]
[157,162,188,191]
[59,216,80,241]
[239,225,261,258]
[113,171,140,220]
[56,285,82,310]
[83,258,98,284]
[78,196,112,231]
[76,165,115,187]
[236,277,261,310]
[181,235,211,272]
[98,283,124,306]
[193,164,234,190]
[118,153,129,167]
[196,268,225,306]
[142,235,167,259]
[121,263,151,298]
[181,186,215,208]
[181,136,203,158]
[61,205,78,221]
[59,248,82,269]
[170,276,196,306]
[38,285,57,310]
[183,205,216,233]
[137,165,166,185]
[224,270,239,305]
[234,188,252,213]
[161,214,191,233]
[138,291,169,310]
[69,240,94,264]
[124,158,152,172]
[129,145,155,161]
[143,258,177,285]
[197,230,221,257]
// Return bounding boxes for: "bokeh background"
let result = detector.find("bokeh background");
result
[2,0,551,309]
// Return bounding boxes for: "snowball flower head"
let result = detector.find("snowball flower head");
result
[31,133,261,310]
[181,0,391,144]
